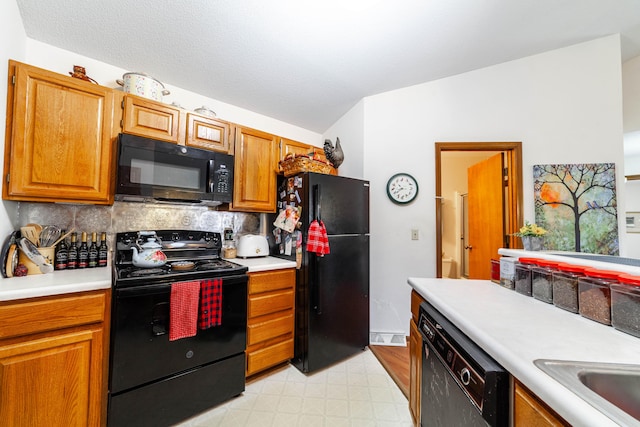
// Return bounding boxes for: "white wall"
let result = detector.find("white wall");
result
[361,35,625,337]
[24,40,322,146]
[322,99,365,179]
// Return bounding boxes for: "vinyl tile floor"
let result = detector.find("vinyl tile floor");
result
[175,348,413,427]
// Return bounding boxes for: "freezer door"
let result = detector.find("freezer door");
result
[306,173,369,235]
[304,234,370,373]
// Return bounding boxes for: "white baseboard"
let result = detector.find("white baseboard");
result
[369,332,407,347]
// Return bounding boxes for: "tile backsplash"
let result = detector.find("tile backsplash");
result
[15,201,262,244]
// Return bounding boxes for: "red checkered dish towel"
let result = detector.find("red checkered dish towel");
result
[306,220,330,256]
[169,281,201,341]
[199,278,223,329]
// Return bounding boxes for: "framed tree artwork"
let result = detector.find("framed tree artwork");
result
[533,163,619,255]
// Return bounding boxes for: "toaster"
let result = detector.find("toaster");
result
[236,234,269,258]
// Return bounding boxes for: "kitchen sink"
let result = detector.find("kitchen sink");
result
[534,359,640,426]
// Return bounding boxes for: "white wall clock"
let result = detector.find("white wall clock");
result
[386,173,418,204]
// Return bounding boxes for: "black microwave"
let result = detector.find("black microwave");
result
[115,133,234,205]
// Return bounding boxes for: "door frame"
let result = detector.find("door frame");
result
[435,142,524,278]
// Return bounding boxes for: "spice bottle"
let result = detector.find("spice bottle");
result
[610,273,640,336]
[579,268,620,325]
[552,263,585,313]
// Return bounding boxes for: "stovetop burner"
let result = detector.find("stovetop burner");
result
[113,230,248,286]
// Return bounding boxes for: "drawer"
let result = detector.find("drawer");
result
[246,338,294,376]
[247,311,294,346]
[248,269,295,294]
[0,290,108,340]
[248,290,294,318]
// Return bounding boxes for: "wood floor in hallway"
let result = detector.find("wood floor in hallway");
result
[369,344,410,398]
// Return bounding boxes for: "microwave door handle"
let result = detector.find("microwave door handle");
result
[207,159,215,193]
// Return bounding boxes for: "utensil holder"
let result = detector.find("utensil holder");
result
[18,246,54,275]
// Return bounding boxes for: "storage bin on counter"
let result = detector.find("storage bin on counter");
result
[532,260,559,303]
[515,258,540,296]
[552,263,585,313]
[490,259,500,284]
[578,268,620,326]
[499,257,516,289]
[611,274,640,337]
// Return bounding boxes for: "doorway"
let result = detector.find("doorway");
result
[435,142,524,279]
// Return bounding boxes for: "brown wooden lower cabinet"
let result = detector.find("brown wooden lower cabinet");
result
[0,289,110,427]
[514,380,570,426]
[246,268,296,376]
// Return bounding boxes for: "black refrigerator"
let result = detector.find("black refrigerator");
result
[270,172,370,373]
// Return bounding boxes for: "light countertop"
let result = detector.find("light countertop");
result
[0,266,112,301]
[226,256,296,272]
[408,277,640,427]
[0,256,295,302]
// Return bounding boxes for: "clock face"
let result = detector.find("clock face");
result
[387,173,418,204]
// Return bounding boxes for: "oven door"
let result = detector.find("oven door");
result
[115,133,234,204]
[109,273,247,394]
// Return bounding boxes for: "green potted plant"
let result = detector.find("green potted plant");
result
[514,221,547,251]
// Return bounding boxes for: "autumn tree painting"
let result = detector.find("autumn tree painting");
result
[533,163,618,255]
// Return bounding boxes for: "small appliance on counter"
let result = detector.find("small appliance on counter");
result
[236,234,269,258]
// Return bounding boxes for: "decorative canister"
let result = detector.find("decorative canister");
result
[579,268,620,325]
[531,260,559,303]
[552,263,585,313]
[499,257,517,290]
[611,273,640,337]
[515,258,540,296]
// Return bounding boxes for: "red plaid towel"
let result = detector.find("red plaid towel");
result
[199,278,223,329]
[169,281,200,341]
[306,220,330,256]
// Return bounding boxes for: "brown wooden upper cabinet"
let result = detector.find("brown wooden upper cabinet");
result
[231,126,278,212]
[3,60,116,204]
[120,94,231,153]
[280,137,327,162]
[120,94,182,143]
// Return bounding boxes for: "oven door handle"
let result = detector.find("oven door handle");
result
[116,283,172,298]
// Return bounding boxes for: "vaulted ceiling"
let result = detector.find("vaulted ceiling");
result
[15,0,640,133]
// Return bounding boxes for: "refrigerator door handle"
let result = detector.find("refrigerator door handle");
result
[311,256,322,314]
[313,184,321,221]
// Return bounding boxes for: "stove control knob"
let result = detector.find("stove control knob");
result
[171,233,180,241]
[204,233,212,241]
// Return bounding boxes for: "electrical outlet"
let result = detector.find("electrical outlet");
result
[411,229,419,240]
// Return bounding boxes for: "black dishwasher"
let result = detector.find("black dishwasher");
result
[418,301,509,427]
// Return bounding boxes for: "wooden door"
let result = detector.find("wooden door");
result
[3,60,115,204]
[231,127,278,212]
[467,153,504,279]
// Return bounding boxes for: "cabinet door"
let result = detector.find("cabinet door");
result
[514,380,569,426]
[409,319,422,425]
[280,137,312,161]
[185,113,230,153]
[3,61,115,204]
[121,95,182,143]
[0,327,106,427]
[231,126,278,212]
